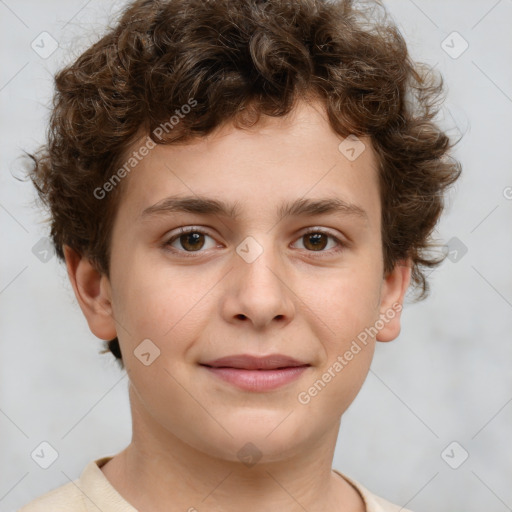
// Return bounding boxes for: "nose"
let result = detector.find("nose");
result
[219,236,296,330]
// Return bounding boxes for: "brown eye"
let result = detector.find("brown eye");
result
[303,232,329,251]
[292,229,344,254]
[178,232,205,251]
[165,228,217,253]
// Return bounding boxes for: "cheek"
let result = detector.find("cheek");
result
[115,267,219,445]
[296,264,382,341]
[296,296,379,420]
[110,252,210,342]
[128,360,234,458]
[293,268,381,405]
[295,345,374,432]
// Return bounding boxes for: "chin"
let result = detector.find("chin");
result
[230,419,313,461]
[185,417,312,465]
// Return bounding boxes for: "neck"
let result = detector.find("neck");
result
[100,384,365,512]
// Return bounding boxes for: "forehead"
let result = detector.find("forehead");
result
[114,98,381,228]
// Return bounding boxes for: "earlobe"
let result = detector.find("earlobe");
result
[375,259,412,343]
[63,245,117,340]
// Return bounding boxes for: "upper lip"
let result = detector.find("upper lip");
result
[200,354,310,370]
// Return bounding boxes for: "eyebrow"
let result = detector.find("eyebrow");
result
[140,195,368,222]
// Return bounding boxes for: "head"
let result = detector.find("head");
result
[28,0,460,461]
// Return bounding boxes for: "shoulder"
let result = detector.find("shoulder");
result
[17,481,86,511]
[368,492,414,512]
[17,456,116,512]
[333,469,415,512]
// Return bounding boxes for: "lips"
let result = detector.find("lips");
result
[200,354,310,370]
[200,354,311,391]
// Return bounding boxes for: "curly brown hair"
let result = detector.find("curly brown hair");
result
[26,0,461,369]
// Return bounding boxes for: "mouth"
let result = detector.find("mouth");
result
[200,354,309,370]
[199,354,311,392]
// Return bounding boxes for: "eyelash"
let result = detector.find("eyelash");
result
[162,226,346,257]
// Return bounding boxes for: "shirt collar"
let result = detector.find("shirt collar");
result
[76,456,407,512]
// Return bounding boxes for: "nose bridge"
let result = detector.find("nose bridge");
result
[235,232,283,285]
[225,232,295,328]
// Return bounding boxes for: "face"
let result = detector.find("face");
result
[83,98,409,464]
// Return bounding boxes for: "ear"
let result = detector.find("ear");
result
[375,258,412,342]
[63,245,117,340]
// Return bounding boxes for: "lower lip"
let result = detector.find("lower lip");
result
[202,365,309,392]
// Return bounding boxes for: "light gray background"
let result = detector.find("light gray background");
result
[1,1,511,511]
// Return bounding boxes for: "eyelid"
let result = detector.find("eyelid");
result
[163,226,219,256]
[293,226,347,253]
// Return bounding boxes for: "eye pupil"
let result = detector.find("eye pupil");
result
[181,232,205,251]
[304,233,327,251]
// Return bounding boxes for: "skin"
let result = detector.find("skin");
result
[64,96,411,512]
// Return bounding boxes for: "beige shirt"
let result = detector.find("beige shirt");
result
[18,456,413,512]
